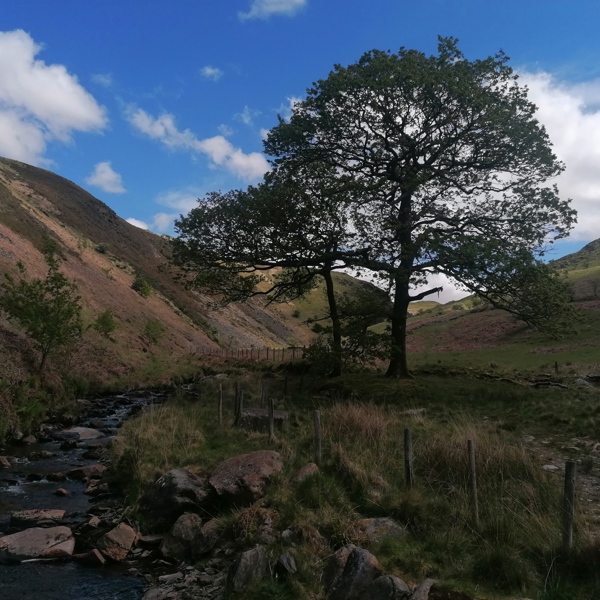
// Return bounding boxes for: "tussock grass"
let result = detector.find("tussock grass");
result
[112,372,599,599]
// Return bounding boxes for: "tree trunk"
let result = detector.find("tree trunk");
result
[385,277,411,378]
[322,267,342,377]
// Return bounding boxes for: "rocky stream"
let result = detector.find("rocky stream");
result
[0,391,159,599]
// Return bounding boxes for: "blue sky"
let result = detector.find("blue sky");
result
[1,0,600,284]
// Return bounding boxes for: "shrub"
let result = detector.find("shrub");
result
[94,309,117,337]
[132,272,153,297]
[143,318,165,343]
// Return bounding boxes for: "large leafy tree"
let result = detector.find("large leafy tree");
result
[0,251,83,374]
[265,37,576,377]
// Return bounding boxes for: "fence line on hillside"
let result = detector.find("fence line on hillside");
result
[198,345,306,362]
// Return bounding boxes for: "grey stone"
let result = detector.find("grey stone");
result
[139,469,213,531]
[365,575,411,599]
[274,551,297,578]
[160,513,203,562]
[409,578,436,600]
[225,545,269,595]
[209,450,283,505]
[355,518,406,544]
[328,547,383,600]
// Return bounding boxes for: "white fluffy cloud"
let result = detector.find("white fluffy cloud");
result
[0,29,107,164]
[85,161,126,193]
[237,106,261,127]
[239,0,307,20]
[125,106,270,180]
[200,66,223,81]
[519,71,600,242]
[126,218,150,230]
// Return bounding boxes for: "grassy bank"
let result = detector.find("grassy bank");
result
[111,371,600,599]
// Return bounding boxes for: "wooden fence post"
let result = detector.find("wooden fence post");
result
[314,410,322,466]
[268,397,275,443]
[467,439,480,530]
[404,428,414,489]
[218,383,223,425]
[562,460,576,555]
[234,382,240,425]
[283,375,288,399]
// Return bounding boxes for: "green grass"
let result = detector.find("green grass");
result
[111,371,600,599]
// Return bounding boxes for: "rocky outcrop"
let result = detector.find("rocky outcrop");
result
[209,450,283,505]
[0,526,75,562]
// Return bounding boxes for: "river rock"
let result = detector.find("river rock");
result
[0,456,11,468]
[47,471,67,482]
[355,518,407,544]
[21,435,37,444]
[160,513,203,562]
[139,468,213,531]
[364,575,411,599]
[209,450,283,505]
[225,545,269,594]
[10,509,66,529]
[328,547,383,600]
[63,427,104,440]
[0,526,75,562]
[96,522,137,561]
[67,464,107,480]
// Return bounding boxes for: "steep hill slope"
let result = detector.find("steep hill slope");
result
[0,157,312,387]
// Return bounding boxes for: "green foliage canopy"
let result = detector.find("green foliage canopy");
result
[265,37,577,376]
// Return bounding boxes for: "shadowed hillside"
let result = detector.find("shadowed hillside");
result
[0,157,313,387]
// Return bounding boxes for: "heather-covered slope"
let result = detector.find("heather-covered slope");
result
[0,157,312,387]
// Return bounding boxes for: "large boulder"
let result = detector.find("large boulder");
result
[0,526,75,562]
[96,522,137,561]
[160,513,203,562]
[209,450,283,505]
[328,547,383,600]
[139,468,213,531]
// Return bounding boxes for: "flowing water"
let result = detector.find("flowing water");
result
[0,391,165,599]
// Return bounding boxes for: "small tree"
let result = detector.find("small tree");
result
[0,252,83,374]
[132,272,153,298]
[94,309,117,338]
